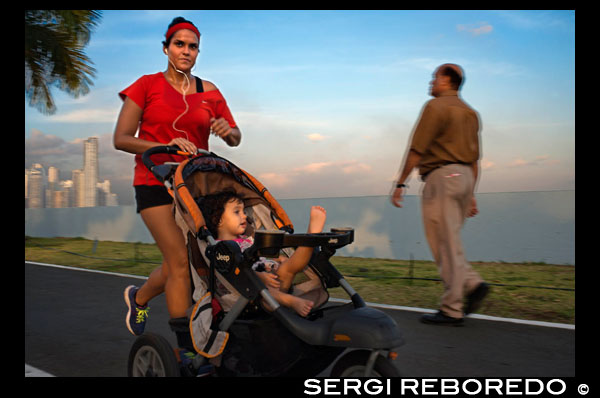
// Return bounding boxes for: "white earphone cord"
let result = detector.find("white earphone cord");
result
[168,58,191,143]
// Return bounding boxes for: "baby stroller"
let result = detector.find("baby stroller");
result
[127,146,404,377]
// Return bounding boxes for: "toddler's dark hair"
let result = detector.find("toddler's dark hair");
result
[197,190,244,237]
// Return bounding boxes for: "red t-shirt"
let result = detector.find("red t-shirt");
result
[119,72,237,186]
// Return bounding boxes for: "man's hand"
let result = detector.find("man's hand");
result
[466,196,479,217]
[390,186,405,208]
[391,150,421,208]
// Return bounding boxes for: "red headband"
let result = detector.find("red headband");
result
[165,22,200,41]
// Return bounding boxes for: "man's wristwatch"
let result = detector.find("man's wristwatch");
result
[396,183,407,188]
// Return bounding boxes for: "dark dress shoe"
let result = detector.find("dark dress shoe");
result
[420,310,464,326]
[464,282,490,315]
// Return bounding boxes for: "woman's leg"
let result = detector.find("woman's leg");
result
[140,204,191,318]
[134,262,167,306]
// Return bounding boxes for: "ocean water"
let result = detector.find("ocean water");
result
[280,190,574,265]
[25,190,574,265]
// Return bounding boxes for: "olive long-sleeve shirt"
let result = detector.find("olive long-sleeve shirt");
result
[410,90,481,177]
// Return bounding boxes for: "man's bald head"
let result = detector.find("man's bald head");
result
[436,63,464,91]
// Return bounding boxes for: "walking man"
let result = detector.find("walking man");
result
[391,63,489,325]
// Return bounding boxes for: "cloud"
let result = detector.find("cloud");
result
[47,108,120,123]
[85,207,138,241]
[509,158,529,167]
[254,159,379,199]
[481,158,495,170]
[341,162,372,174]
[294,162,332,174]
[258,172,292,188]
[292,160,372,176]
[26,129,68,153]
[25,129,85,162]
[234,110,334,139]
[457,22,493,36]
[342,207,393,259]
[508,155,558,168]
[306,133,327,142]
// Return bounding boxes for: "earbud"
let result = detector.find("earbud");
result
[164,48,182,73]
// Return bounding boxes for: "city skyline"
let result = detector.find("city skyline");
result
[25,136,118,208]
[24,10,575,204]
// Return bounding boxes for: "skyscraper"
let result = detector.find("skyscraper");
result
[46,166,59,208]
[48,166,59,184]
[27,168,44,208]
[72,169,84,207]
[27,164,46,208]
[83,137,98,207]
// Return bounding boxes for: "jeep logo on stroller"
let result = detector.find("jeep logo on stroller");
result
[216,253,230,262]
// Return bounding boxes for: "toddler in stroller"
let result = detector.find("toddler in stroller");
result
[198,190,328,317]
[127,146,404,377]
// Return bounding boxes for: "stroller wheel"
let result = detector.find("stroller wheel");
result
[128,333,180,377]
[330,349,400,377]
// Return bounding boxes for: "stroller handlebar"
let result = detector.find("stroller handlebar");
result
[141,145,209,182]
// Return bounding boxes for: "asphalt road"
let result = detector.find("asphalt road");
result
[25,262,575,378]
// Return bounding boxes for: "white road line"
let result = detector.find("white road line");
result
[26,261,574,330]
[25,261,148,280]
[329,299,575,330]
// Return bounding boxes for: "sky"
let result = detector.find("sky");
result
[24,10,575,205]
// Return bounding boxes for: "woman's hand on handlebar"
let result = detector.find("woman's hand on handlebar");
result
[167,138,197,155]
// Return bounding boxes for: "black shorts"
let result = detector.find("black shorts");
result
[134,185,173,213]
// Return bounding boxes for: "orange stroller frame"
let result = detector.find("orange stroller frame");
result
[127,146,404,377]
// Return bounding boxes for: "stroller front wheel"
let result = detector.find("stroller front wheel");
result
[128,333,180,377]
[330,349,400,377]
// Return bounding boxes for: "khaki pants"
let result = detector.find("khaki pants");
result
[421,164,483,318]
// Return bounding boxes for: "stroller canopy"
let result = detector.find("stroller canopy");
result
[173,152,294,237]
